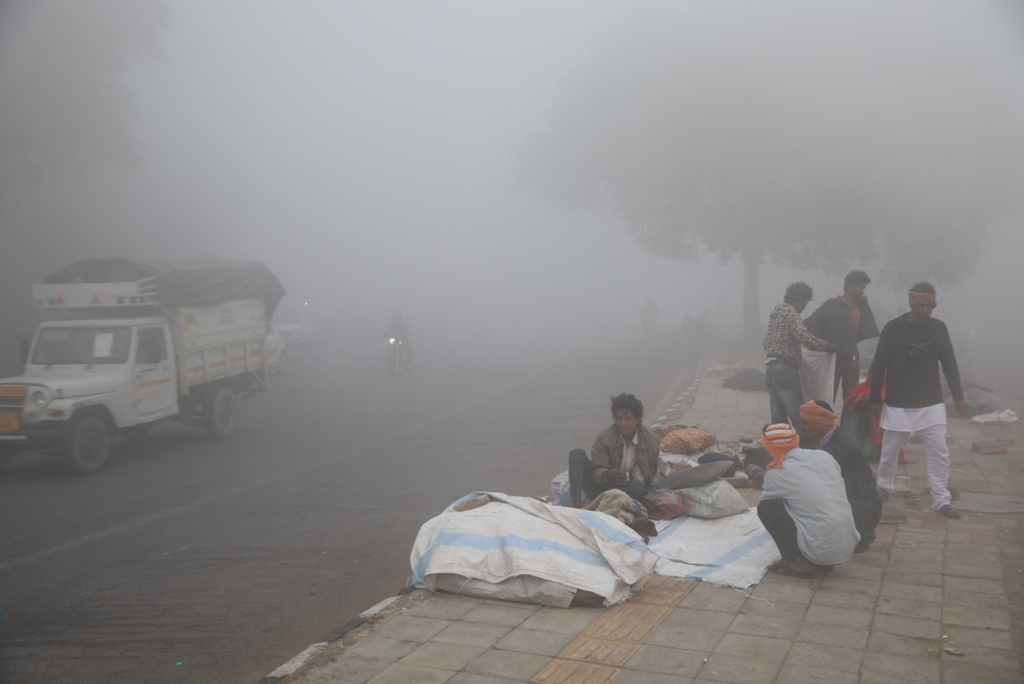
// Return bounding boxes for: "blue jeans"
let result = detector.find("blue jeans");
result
[568,448,644,504]
[765,360,805,438]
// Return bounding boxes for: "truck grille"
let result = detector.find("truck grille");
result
[0,386,27,410]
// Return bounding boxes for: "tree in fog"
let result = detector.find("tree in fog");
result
[0,0,169,196]
[516,2,1024,342]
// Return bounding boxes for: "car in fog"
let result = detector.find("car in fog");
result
[266,324,287,373]
[275,321,311,347]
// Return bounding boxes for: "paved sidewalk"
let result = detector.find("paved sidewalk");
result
[271,360,1024,684]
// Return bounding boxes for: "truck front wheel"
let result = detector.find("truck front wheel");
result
[62,416,111,475]
[203,386,238,439]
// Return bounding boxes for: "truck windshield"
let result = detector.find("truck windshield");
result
[32,327,132,365]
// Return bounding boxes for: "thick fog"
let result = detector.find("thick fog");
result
[1,0,1023,396]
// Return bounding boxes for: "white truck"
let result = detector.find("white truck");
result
[0,258,286,474]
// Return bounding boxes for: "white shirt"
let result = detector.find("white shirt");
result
[761,448,860,565]
[621,431,639,476]
[880,403,947,432]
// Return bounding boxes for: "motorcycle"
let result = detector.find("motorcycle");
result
[386,336,411,374]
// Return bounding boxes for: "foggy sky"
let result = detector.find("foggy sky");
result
[2,1,1023,394]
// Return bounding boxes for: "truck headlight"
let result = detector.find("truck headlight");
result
[30,389,48,408]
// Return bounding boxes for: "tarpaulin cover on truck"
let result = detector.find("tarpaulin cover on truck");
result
[42,258,286,319]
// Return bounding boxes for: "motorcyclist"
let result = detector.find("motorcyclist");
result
[384,312,415,363]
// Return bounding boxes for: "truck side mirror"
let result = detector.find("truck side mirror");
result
[20,333,31,367]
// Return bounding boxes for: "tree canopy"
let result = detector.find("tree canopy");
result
[0,0,169,191]
[516,1,1024,306]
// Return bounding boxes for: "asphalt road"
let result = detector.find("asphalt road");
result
[0,336,695,684]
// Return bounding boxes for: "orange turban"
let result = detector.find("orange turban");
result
[800,401,837,434]
[762,424,800,469]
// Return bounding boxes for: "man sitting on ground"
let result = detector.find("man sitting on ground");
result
[757,424,860,578]
[800,401,882,553]
[568,393,660,508]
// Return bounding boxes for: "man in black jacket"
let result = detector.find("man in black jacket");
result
[870,283,967,519]
[807,270,879,405]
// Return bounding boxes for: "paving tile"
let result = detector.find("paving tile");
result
[872,613,942,640]
[836,563,885,580]
[865,630,939,659]
[377,615,451,642]
[447,674,519,684]
[517,606,603,634]
[399,643,487,671]
[659,606,735,632]
[464,649,550,681]
[728,599,805,639]
[494,627,576,657]
[459,603,537,627]
[405,598,480,621]
[859,651,941,684]
[943,576,1005,595]
[943,562,1004,580]
[529,659,617,684]
[557,636,640,666]
[811,587,877,612]
[775,661,859,684]
[887,571,943,587]
[944,645,1021,672]
[783,641,863,671]
[941,661,1024,684]
[818,576,881,596]
[646,625,726,653]
[364,663,455,684]
[579,616,658,643]
[803,604,873,629]
[875,596,942,621]
[710,633,789,662]
[342,635,422,662]
[880,581,942,603]
[603,601,676,623]
[795,622,869,650]
[942,604,1012,630]
[932,626,1016,650]
[431,621,513,648]
[629,588,693,606]
[609,670,694,684]
[698,652,782,684]
[888,549,944,565]
[747,576,816,603]
[942,589,1012,610]
[623,644,707,677]
[678,583,748,613]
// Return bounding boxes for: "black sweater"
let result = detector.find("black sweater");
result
[870,314,963,408]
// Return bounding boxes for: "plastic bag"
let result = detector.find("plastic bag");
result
[677,480,749,519]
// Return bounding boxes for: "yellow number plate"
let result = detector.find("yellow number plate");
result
[0,412,20,432]
[0,386,27,397]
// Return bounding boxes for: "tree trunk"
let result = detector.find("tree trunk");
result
[742,253,761,346]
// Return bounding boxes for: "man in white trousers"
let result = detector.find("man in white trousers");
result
[869,282,967,518]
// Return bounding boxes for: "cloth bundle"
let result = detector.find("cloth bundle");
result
[659,427,718,455]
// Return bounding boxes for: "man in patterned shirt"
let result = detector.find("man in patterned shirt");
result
[763,282,837,437]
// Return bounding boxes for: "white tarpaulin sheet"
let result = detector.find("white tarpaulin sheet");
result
[411,492,657,607]
[801,349,837,405]
[650,508,780,589]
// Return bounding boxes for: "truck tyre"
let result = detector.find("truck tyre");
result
[62,416,111,475]
[203,386,238,439]
[121,423,153,442]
